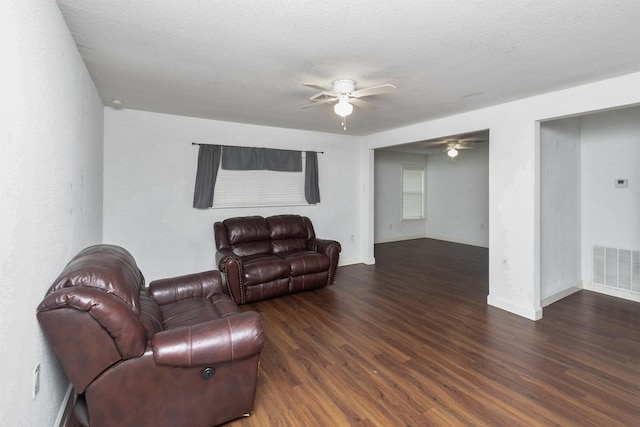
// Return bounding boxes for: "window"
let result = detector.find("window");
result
[192,145,321,209]
[213,156,307,208]
[402,166,424,220]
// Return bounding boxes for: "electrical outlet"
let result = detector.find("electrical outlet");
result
[614,178,628,188]
[33,363,40,399]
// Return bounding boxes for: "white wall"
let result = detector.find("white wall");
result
[363,71,640,320]
[104,109,363,282]
[581,106,640,298]
[374,151,427,243]
[0,1,104,425]
[540,118,582,305]
[425,143,489,247]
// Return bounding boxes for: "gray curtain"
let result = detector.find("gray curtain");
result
[221,146,302,171]
[305,151,320,204]
[264,148,302,171]
[192,144,221,209]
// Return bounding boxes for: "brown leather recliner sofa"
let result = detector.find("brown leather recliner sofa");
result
[36,244,264,427]
[214,215,341,304]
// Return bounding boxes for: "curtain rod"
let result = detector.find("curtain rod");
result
[191,142,323,154]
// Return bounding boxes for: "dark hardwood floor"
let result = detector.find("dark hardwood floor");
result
[228,238,640,426]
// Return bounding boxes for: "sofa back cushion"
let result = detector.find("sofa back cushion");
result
[139,288,164,338]
[36,244,149,392]
[267,215,314,254]
[38,245,148,354]
[222,216,272,256]
[216,215,320,256]
[46,244,145,314]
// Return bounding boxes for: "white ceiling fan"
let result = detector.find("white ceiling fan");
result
[444,139,476,159]
[302,79,396,130]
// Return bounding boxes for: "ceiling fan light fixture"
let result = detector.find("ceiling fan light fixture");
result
[334,95,353,117]
[447,147,459,158]
[302,79,395,131]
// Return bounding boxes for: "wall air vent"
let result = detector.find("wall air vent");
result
[593,245,640,294]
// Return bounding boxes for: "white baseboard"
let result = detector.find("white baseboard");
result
[487,294,542,321]
[541,282,583,307]
[337,257,362,267]
[374,234,428,244]
[424,234,489,248]
[582,280,640,303]
[54,383,73,427]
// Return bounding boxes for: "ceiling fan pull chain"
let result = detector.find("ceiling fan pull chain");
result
[342,116,347,131]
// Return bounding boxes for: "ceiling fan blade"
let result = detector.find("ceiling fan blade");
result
[351,84,396,98]
[422,147,448,155]
[420,140,448,148]
[301,98,338,108]
[453,140,482,149]
[442,144,473,151]
[349,98,377,111]
[303,83,332,92]
[309,92,337,102]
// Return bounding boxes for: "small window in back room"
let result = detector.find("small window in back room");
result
[402,165,424,220]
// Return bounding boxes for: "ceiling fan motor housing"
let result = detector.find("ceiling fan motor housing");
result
[333,79,355,94]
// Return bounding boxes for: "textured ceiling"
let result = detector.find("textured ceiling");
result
[57,0,640,136]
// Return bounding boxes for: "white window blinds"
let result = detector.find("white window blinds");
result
[213,155,307,208]
[402,166,425,220]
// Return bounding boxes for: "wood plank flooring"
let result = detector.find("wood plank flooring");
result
[228,238,640,426]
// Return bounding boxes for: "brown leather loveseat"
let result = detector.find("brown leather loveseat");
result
[214,215,341,304]
[36,244,264,427]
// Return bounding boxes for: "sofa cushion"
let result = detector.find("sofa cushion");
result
[244,278,290,302]
[267,215,308,239]
[290,271,329,293]
[224,216,272,256]
[271,237,308,254]
[267,215,310,254]
[242,254,291,286]
[159,297,236,330]
[278,250,330,276]
[231,240,272,257]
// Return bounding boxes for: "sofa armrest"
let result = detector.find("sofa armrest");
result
[215,248,240,268]
[148,271,224,306]
[309,238,341,257]
[216,249,245,303]
[309,238,341,285]
[151,311,264,367]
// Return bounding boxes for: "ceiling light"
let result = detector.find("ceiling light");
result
[447,147,458,158]
[334,95,353,117]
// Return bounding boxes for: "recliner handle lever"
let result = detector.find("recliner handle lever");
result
[201,367,215,381]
